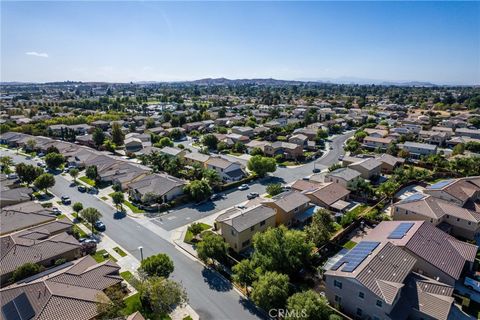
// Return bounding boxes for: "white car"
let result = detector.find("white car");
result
[238,184,249,191]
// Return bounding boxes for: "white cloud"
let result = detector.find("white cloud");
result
[25,51,49,58]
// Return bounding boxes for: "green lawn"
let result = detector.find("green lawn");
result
[56,214,66,219]
[91,249,117,263]
[120,271,137,288]
[79,176,95,186]
[101,196,108,200]
[72,225,87,238]
[348,204,370,217]
[343,240,357,250]
[122,293,171,320]
[114,247,127,257]
[184,223,212,243]
[123,200,144,213]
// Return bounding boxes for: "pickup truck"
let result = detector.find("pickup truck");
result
[464,274,480,293]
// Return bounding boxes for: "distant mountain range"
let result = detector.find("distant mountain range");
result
[0,78,459,87]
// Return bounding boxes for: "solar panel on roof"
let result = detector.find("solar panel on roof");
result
[428,179,454,190]
[330,241,380,272]
[1,293,35,320]
[401,193,425,203]
[388,222,414,239]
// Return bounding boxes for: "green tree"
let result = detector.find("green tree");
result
[250,147,264,156]
[140,253,174,278]
[201,134,219,150]
[316,129,328,140]
[15,163,43,185]
[354,130,367,142]
[251,271,289,311]
[452,143,465,155]
[45,152,65,170]
[86,165,98,181]
[188,222,204,236]
[0,156,13,173]
[304,209,335,247]
[202,168,222,187]
[286,290,331,320]
[252,225,314,276]
[111,122,125,146]
[34,173,55,193]
[344,139,361,153]
[11,262,45,282]
[103,139,117,152]
[69,168,79,182]
[80,207,102,235]
[328,163,343,172]
[25,138,37,151]
[247,155,277,177]
[196,232,228,264]
[266,183,283,196]
[92,128,106,148]
[232,259,258,295]
[184,179,212,202]
[72,202,84,214]
[111,191,124,211]
[155,137,174,148]
[96,286,126,320]
[146,118,156,129]
[347,178,374,198]
[139,277,188,315]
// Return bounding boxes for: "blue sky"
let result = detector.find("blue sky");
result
[1,1,479,84]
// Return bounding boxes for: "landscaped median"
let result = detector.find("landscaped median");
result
[183,223,212,244]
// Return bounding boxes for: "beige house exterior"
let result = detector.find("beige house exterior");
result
[215,205,276,252]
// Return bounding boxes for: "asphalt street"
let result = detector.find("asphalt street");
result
[154,131,354,230]
[4,149,265,320]
[2,131,352,320]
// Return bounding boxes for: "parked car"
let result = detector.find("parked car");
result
[37,152,45,157]
[77,185,87,192]
[88,187,98,194]
[464,274,480,293]
[7,173,18,180]
[312,168,321,173]
[238,184,249,191]
[52,207,61,215]
[210,193,224,201]
[94,221,106,231]
[247,192,259,200]
[302,176,310,181]
[235,205,247,210]
[37,162,45,168]
[61,196,71,205]
[282,185,291,191]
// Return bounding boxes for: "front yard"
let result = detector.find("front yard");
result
[79,176,96,186]
[184,223,212,244]
[91,249,117,263]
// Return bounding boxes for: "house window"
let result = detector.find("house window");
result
[356,308,363,317]
[469,222,472,225]
[376,300,383,308]
[457,218,460,222]
[294,207,298,212]
[334,280,342,289]
[231,229,236,236]
[446,215,450,219]
[250,226,255,231]
[334,295,342,304]
[242,239,250,247]
[358,291,364,299]
[260,220,266,226]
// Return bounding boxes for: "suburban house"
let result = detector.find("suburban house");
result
[0,187,33,208]
[324,240,454,320]
[184,152,210,167]
[363,136,394,150]
[215,205,276,253]
[401,141,437,157]
[364,128,389,138]
[264,141,303,160]
[455,128,480,139]
[288,134,308,147]
[423,177,480,208]
[0,256,122,320]
[124,137,143,152]
[291,180,351,212]
[0,219,82,284]
[377,154,405,173]
[392,192,480,240]
[347,158,382,180]
[206,157,245,182]
[325,168,362,188]
[431,126,453,138]
[245,140,269,153]
[418,130,447,145]
[262,191,311,226]
[231,126,254,137]
[127,173,185,204]
[159,146,186,159]
[363,221,477,287]
[1,202,57,235]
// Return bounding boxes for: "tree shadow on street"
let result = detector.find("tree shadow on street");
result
[201,267,232,292]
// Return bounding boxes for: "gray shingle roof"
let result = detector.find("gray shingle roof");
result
[216,205,276,232]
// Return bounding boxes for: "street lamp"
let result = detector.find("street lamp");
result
[138,246,144,262]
